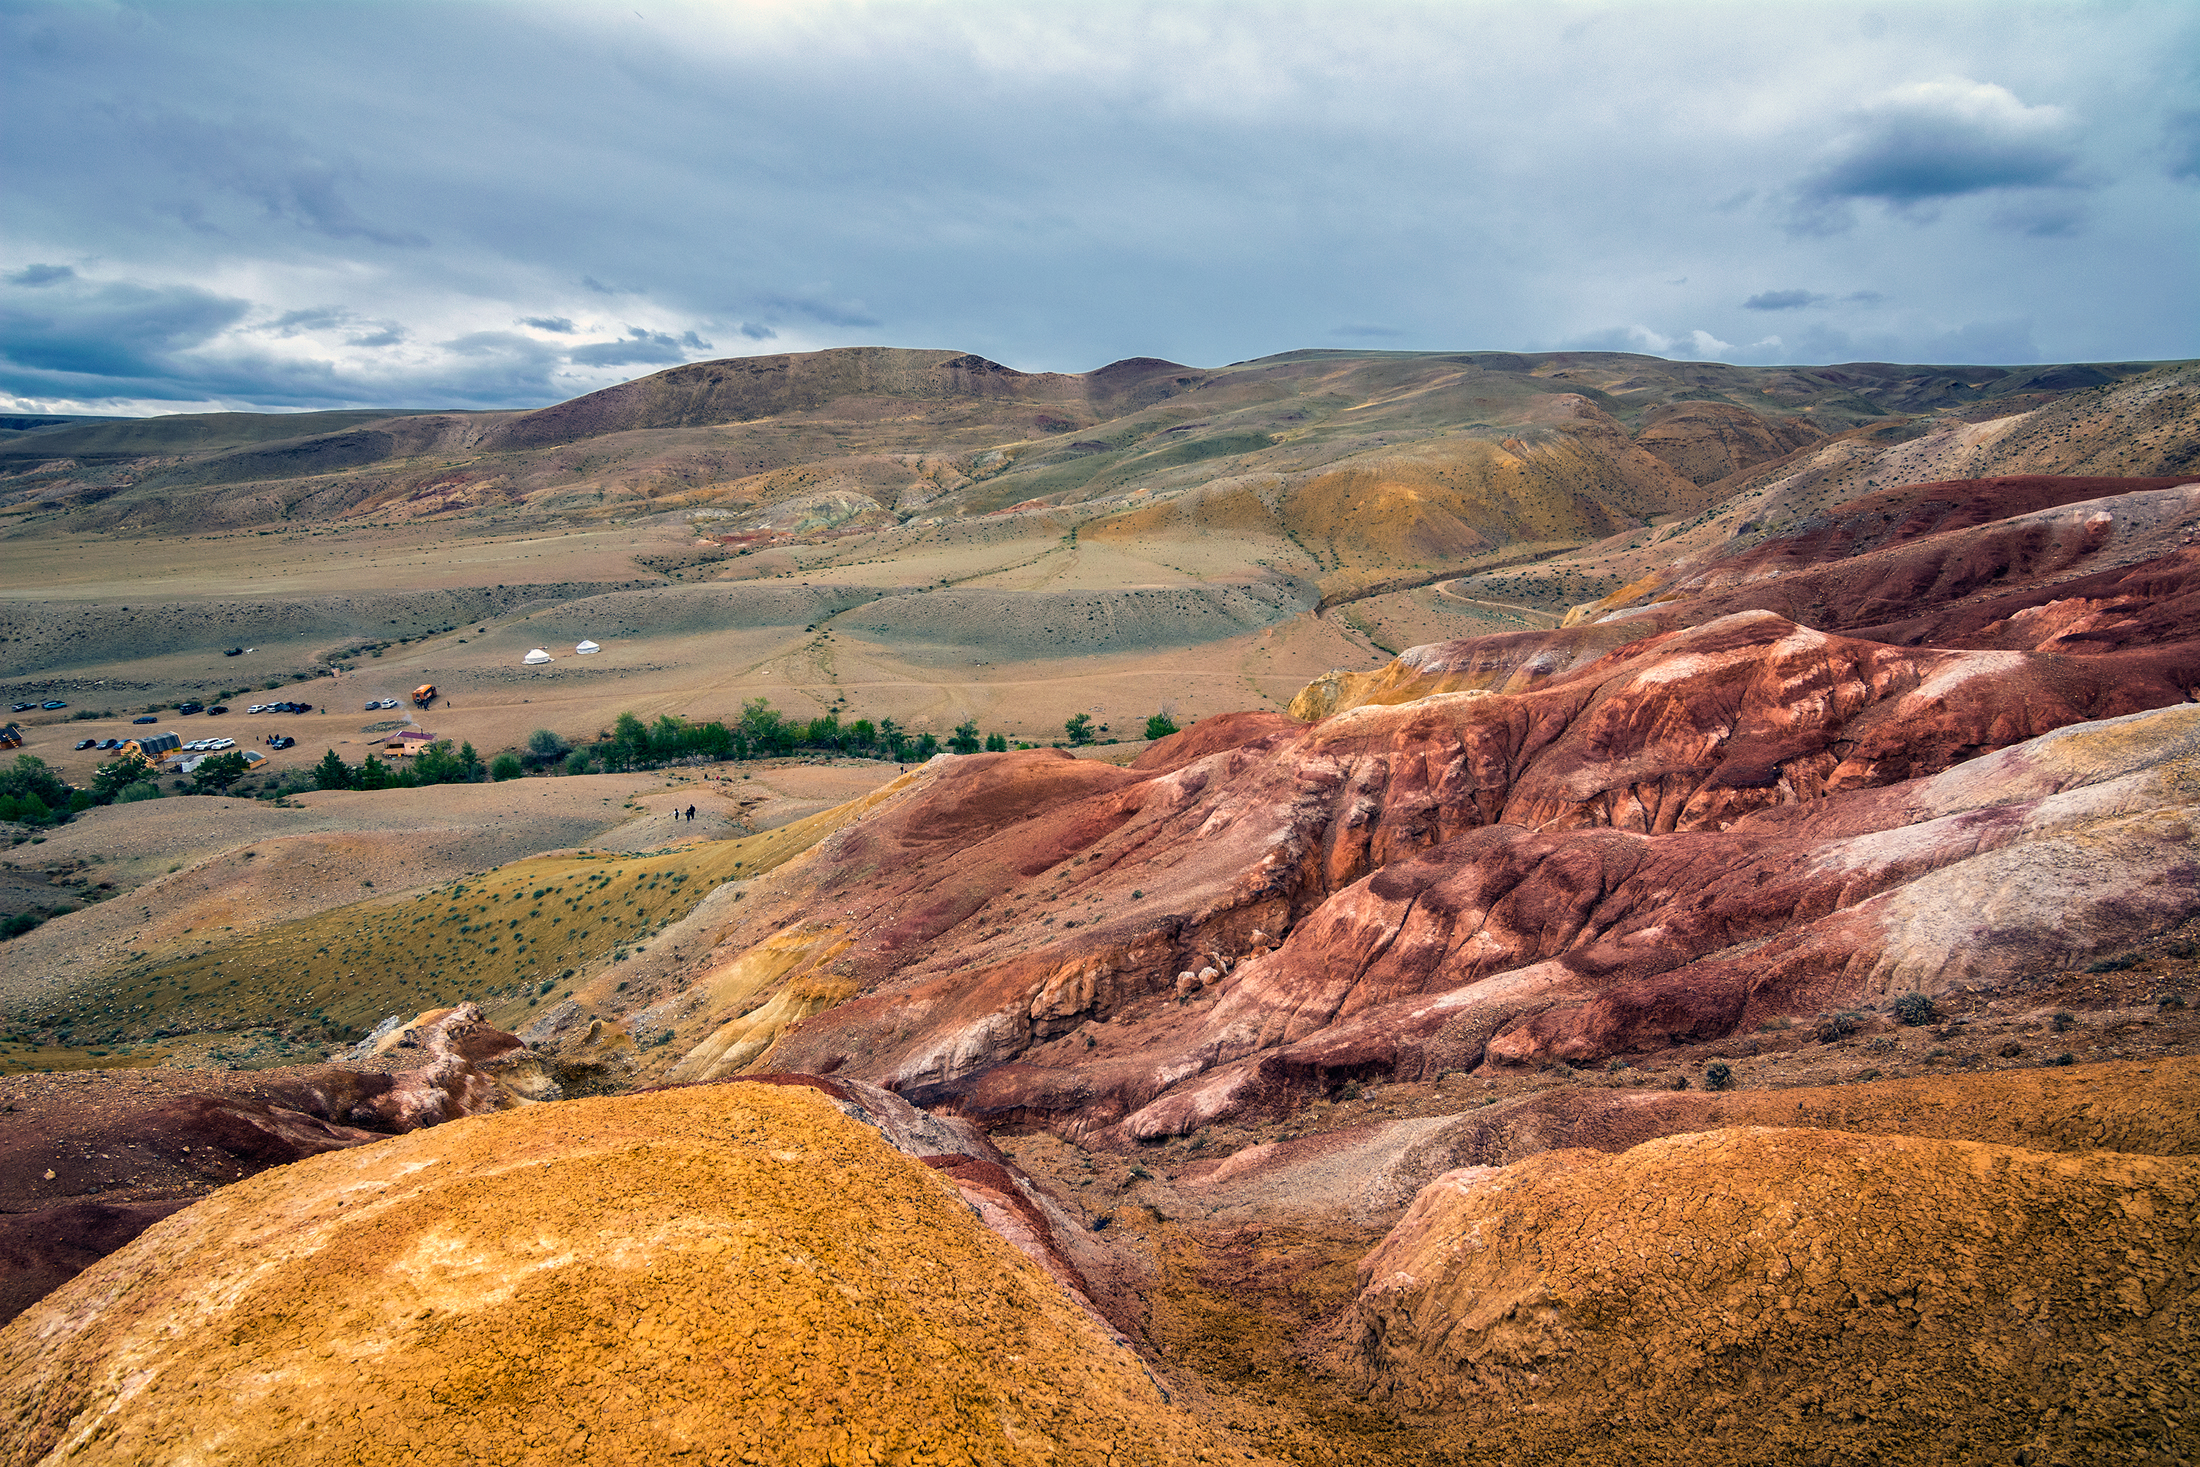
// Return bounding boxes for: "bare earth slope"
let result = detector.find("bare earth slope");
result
[1342,1126,2199,1464]
[0,1079,1263,1467]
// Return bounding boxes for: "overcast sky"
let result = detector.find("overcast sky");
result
[3,0,2195,415]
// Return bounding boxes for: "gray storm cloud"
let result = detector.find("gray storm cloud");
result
[1794,79,2086,234]
[0,1,2192,413]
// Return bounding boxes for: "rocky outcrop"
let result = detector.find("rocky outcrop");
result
[1564,475,2199,648]
[1176,1058,2200,1223]
[0,1082,1260,1467]
[0,1005,554,1325]
[634,605,2198,1143]
[1338,1126,2200,1462]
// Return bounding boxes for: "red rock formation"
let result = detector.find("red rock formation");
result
[560,472,2199,1150]
[1566,476,2200,658]
[660,611,2199,1145]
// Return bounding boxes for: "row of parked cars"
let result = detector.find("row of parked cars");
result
[10,701,68,712]
[248,702,317,714]
[76,731,293,753]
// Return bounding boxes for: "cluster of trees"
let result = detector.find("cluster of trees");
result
[305,700,1192,791]
[0,751,196,828]
[3,699,1197,826]
[312,740,489,791]
[1062,711,1178,746]
[0,754,87,825]
[555,701,1011,774]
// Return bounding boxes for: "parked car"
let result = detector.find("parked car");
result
[268,734,296,750]
[133,715,158,725]
[208,706,229,715]
[40,700,66,710]
[178,702,203,715]
[74,738,96,750]
[100,739,120,750]
[9,703,30,713]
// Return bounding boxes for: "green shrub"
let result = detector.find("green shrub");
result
[1144,712,1179,741]
[1892,992,1938,1027]
[1816,1011,1861,1044]
[0,911,43,939]
[489,754,524,782]
[1704,1061,1736,1090]
[117,781,162,802]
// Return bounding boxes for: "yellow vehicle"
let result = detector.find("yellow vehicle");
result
[412,683,437,708]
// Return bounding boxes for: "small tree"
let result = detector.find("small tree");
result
[190,751,252,793]
[525,728,568,765]
[457,741,484,781]
[1064,713,1094,746]
[609,712,650,769]
[983,732,1008,752]
[93,754,153,801]
[948,719,981,754]
[489,753,524,782]
[564,747,595,776]
[914,732,939,759]
[313,749,353,791]
[1144,712,1179,741]
[737,698,783,758]
[355,753,393,791]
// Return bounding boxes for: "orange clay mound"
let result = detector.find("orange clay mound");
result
[0,1084,1262,1467]
[1343,1126,2200,1465]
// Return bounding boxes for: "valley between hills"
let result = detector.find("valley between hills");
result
[2,345,2198,1465]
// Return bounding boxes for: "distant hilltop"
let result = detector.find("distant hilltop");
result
[0,349,2189,579]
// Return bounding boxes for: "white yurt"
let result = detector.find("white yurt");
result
[575,639,600,654]
[523,648,553,665]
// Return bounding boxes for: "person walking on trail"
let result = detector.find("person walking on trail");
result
[685,804,696,822]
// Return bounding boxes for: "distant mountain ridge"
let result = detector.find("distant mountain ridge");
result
[0,349,2190,589]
